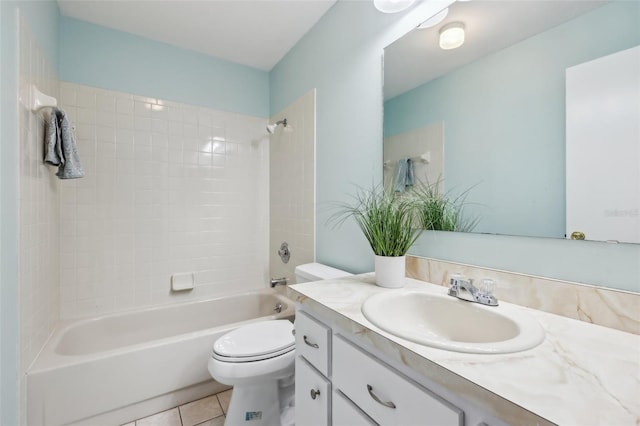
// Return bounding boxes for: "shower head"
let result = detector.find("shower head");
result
[266,118,288,134]
[266,123,278,134]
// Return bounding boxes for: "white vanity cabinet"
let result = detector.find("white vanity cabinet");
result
[295,356,331,426]
[295,311,331,376]
[294,308,469,426]
[333,335,463,426]
[332,390,376,426]
[294,311,332,426]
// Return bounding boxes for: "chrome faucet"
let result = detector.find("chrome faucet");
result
[448,276,498,306]
[270,277,288,288]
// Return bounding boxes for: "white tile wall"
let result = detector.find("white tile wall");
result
[57,82,269,319]
[269,90,316,282]
[17,13,60,419]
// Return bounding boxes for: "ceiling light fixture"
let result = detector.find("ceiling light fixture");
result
[374,0,416,14]
[439,22,465,50]
[418,8,448,29]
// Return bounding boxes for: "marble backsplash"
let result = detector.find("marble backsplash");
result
[406,255,640,335]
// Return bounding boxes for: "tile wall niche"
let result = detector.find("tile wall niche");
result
[17,14,60,420]
[406,255,640,335]
[57,82,270,319]
[269,90,316,283]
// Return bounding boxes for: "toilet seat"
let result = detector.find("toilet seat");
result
[212,320,294,363]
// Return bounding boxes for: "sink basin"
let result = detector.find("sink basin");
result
[361,290,545,354]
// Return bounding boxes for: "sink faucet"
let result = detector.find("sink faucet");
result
[270,277,288,288]
[448,276,498,306]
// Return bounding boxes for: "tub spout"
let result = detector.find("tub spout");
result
[270,277,288,288]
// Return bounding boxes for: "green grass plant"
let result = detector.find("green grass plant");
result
[331,186,422,257]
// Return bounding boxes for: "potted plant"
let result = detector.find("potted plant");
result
[332,186,422,288]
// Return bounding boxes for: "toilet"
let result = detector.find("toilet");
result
[207,263,352,426]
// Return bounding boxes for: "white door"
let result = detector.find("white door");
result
[566,46,640,243]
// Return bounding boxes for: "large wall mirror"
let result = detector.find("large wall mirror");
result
[383,0,639,244]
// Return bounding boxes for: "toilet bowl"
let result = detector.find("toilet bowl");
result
[207,320,295,426]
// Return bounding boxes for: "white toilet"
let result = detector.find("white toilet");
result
[207,263,351,426]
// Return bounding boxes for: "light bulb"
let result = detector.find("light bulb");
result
[439,22,465,50]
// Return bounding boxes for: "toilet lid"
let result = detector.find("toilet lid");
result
[213,320,294,359]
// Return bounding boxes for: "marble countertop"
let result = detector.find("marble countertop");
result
[287,275,640,426]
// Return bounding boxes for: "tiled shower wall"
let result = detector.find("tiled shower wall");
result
[17,13,60,414]
[57,82,269,319]
[269,90,316,283]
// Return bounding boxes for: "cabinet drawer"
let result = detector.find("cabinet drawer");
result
[295,311,331,376]
[333,335,463,426]
[295,356,331,426]
[333,390,377,426]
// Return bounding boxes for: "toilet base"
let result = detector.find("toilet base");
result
[225,380,292,426]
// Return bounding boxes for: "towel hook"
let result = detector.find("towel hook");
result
[31,85,57,112]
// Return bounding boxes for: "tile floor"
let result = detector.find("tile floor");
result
[122,389,232,426]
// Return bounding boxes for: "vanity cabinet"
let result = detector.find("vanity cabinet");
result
[332,390,376,426]
[295,356,331,426]
[294,308,467,426]
[294,311,332,426]
[295,311,331,376]
[333,335,462,426]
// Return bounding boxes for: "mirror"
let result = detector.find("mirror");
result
[383,0,639,243]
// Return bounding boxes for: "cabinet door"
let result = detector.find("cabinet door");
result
[295,356,330,426]
[333,335,463,426]
[333,390,377,426]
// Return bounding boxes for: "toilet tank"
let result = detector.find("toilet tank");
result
[294,263,352,283]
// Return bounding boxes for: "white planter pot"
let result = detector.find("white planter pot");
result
[374,255,406,288]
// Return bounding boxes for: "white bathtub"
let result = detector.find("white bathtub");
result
[27,290,295,426]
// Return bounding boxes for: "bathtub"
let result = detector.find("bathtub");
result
[27,289,295,426]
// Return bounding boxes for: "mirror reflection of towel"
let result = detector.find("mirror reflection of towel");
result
[394,158,414,192]
[44,108,84,179]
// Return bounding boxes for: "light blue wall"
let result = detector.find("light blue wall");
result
[59,17,270,118]
[271,1,640,293]
[384,1,640,239]
[1,2,59,424]
[270,0,455,274]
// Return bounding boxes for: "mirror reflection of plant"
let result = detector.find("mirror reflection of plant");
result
[411,179,480,233]
[331,186,423,257]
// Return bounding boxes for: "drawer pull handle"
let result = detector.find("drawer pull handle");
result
[367,384,396,409]
[303,335,319,349]
[310,389,321,400]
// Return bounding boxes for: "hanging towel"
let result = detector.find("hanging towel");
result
[44,108,84,179]
[394,158,414,192]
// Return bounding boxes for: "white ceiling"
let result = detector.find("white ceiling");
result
[57,0,337,71]
[384,1,608,100]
